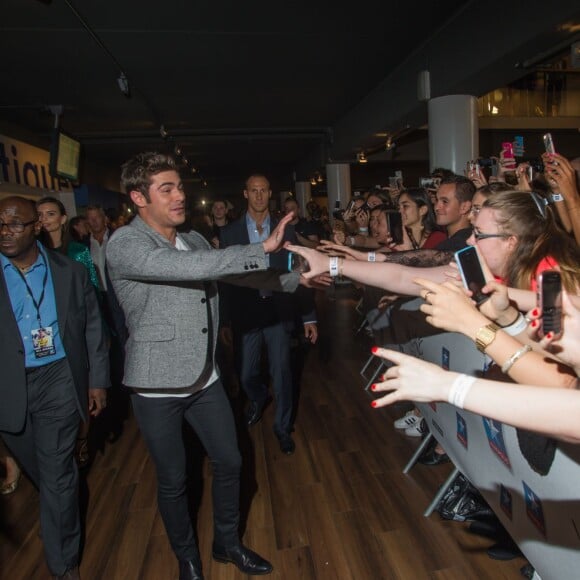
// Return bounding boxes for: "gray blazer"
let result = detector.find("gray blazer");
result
[106,216,298,390]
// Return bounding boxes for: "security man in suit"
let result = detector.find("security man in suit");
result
[0,196,109,580]
[106,152,298,580]
[219,175,318,455]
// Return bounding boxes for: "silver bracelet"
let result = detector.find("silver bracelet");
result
[447,374,476,409]
[502,313,528,336]
[501,344,532,374]
[368,251,376,262]
[329,256,339,277]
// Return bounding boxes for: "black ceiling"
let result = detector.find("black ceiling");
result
[1,0,579,196]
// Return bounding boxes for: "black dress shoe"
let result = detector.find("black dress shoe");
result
[246,397,271,427]
[277,434,295,455]
[212,543,273,575]
[178,557,204,580]
[418,446,450,466]
[486,540,522,561]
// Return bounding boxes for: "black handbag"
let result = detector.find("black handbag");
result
[437,473,494,522]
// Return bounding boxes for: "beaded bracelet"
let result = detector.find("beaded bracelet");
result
[501,344,532,374]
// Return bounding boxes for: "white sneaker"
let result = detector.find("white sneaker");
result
[394,410,420,430]
[405,419,426,438]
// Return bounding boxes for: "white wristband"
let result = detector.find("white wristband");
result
[368,251,376,262]
[348,236,356,247]
[502,313,528,336]
[329,256,339,277]
[551,193,564,203]
[447,374,476,409]
[359,227,369,234]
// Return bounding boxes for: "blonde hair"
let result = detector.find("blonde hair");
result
[484,190,580,291]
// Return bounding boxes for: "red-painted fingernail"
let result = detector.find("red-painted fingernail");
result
[532,308,539,317]
[371,346,379,354]
[370,384,377,391]
[531,320,538,328]
[371,400,378,408]
[546,331,554,340]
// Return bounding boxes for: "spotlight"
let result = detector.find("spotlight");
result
[357,152,368,164]
[117,72,130,97]
[310,177,317,186]
[160,125,168,139]
[385,137,394,151]
[316,173,323,183]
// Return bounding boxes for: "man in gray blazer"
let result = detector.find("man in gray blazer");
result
[106,152,297,579]
[0,196,109,580]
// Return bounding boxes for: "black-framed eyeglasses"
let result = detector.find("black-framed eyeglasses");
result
[0,220,38,233]
[472,231,509,241]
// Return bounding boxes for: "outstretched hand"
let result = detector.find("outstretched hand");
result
[284,243,329,279]
[369,347,452,408]
[263,212,295,253]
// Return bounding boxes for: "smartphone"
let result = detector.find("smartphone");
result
[543,133,556,155]
[287,252,310,273]
[537,270,562,336]
[386,210,403,245]
[502,142,516,170]
[454,246,489,305]
[514,135,524,157]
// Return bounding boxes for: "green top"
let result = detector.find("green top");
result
[67,240,101,291]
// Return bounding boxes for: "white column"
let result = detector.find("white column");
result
[325,163,351,218]
[428,95,478,175]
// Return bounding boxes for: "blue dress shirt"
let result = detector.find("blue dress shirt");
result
[1,242,66,368]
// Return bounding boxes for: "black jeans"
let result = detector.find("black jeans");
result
[131,380,242,561]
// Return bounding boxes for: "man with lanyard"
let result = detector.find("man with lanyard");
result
[0,196,109,580]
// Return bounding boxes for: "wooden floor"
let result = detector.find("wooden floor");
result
[1,284,528,579]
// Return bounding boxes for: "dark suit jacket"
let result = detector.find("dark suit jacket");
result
[219,213,315,333]
[0,249,110,433]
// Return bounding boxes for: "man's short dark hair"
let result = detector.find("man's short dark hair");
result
[121,152,177,201]
[440,175,475,203]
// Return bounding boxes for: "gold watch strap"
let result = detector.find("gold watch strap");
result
[475,323,500,353]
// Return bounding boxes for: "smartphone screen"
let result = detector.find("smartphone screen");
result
[537,270,562,336]
[454,246,489,305]
[543,133,556,155]
[287,252,310,273]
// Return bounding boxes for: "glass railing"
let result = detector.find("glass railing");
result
[478,70,580,118]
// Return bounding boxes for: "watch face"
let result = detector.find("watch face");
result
[476,324,499,352]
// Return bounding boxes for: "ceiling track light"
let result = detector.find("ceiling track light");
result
[310,176,317,186]
[117,72,130,97]
[316,173,323,183]
[357,152,368,164]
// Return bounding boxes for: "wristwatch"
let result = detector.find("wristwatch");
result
[475,323,500,353]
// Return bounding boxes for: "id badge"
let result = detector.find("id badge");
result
[32,326,56,358]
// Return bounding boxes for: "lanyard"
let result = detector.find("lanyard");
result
[16,253,48,327]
